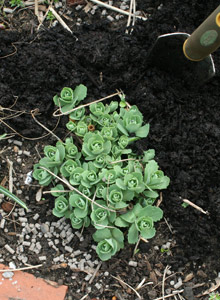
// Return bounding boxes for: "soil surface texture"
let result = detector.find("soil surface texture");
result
[0,0,220,299]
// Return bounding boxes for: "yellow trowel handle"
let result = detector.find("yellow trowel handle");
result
[183,5,220,61]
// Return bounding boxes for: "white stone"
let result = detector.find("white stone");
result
[65,246,73,253]
[39,256,47,261]
[3,271,14,279]
[85,274,92,281]
[23,241,31,247]
[5,244,15,254]
[128,261,137,267]
[107,15,114,22]
[0,219,6,229]
[13,140,22,146]
[53,257,60,263]
[33,214,39,221]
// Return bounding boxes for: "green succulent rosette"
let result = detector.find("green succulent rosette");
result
[111,145,132,158]
[53,87,75,107]
[81,169,100,188]
[102,184,127,209]
[66,120,77,132]
[69,167,84,185]
[118,135,129,149]
[53,196,69,218]
[93,228,124,261]
[95,182,106,198]
[90,200,116,229]
[116,171,145,193]
[75,121,88,137]
[117,105,150,138]
[78,185,94,198]
[82,132,111,160]
[144,160,170,190]
[100,126,118,141]
[53,85,87,114]
[60,159,80,177]
[39,142,65,168]
[70,211,90,229]
[97,114,113,127]
[93,153,112,168]
[69,193,89,218]
[50,184,65,197]
[116,203,163,243]
[69,107,85,121]
[99,169,117,184]
[65,142,81,160]
[33,164,57,186]
[108,101,118,113]
[90,102,107,116]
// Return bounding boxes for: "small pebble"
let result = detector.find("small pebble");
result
[166,269,172,275]
[73,250,81,256]
[9,262,16,269]
[95,282,102,290]
[107,15,114,22]
[2,271,14,279]
[0,219,6,229]
[23,150,30,156]
[85,274,92,281]
[23,241,31,247]
[128,261,137,267]
[174,279,183,289]
[65,246,73,253]
[19,217,27,223]
[13,140,22,147]
[39,256,47,261]
[33,213,39,221]
[40,223,49,233]
[75,5,82,10]
[5,244,15,254]
[53,257,60,263]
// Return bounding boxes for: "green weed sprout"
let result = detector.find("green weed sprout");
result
[0,186,27,210]
[0,135,27,210]
[33,84,170,261]
[9,0,24,8]
[209,293,220,300]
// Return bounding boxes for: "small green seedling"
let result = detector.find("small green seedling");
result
[9,0,24,8]
[33,85,170,261]
[209,293,220,300]
[182,202,189,208]
[0,186,27,210]
[46,11,55,21]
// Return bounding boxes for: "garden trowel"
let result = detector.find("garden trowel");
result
[148,6,220,85]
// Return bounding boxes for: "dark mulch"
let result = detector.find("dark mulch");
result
[0,0,220,299]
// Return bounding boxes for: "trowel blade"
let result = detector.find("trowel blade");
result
[148,33,215,86]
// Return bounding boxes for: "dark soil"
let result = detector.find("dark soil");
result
[0,0,220,299]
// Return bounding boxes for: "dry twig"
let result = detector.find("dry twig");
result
[0,264,43,272]
[89,0,147,20]
[181,198,209,215]
[40,167,116,213]
[111,275,142,299]
[53,91,122,117]
[88,262,102,284]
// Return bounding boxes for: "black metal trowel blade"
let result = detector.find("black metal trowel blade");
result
[148,33,215,86]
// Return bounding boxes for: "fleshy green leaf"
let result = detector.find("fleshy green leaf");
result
[0,186,28,210]
[135,123,150,138]
[128,223,139,244]
[139,205,163,222]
